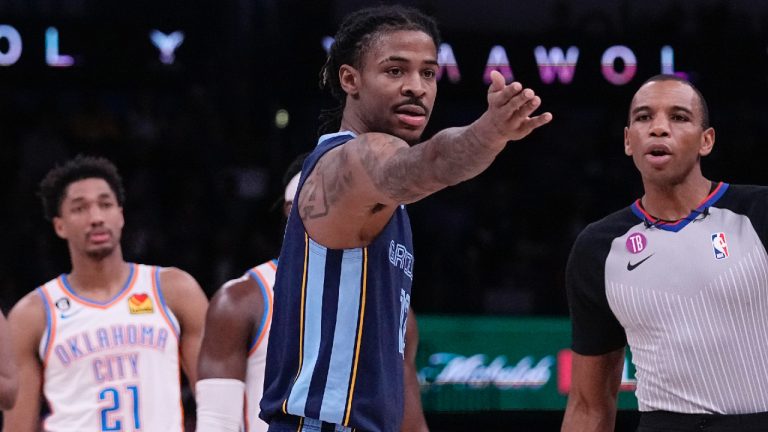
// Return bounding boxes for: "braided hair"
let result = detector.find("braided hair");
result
[318,5,441,136]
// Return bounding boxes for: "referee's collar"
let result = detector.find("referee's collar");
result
[630,182,729,232]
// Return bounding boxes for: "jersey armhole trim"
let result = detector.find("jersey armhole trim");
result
[37,286,57,366]
[152,266,181,338]
[247,268,274,355]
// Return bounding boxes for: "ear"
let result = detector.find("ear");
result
[53,216,67,240]
[623,126,633,156]
[699,127,715,157]
[339,64,360,97]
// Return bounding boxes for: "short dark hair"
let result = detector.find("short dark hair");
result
[631,74,710,129]
[318,5,441,136]
[39,155,126,221]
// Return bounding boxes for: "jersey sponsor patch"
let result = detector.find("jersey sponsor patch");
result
[711,232,730,260]
[625,232,647,254]
[128,293,153,314]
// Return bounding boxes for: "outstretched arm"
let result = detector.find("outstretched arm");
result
[360,70,552,204]
[561,348,624,432]
[301,71,552,248]
[400,307,428,432]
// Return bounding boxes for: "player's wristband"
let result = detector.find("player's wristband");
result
[195,378,246,432]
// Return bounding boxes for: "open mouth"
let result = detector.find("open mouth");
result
[646,143,672,157]
[645,145,672,166]
[394,104,427,127]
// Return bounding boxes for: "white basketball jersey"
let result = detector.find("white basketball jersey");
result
[243,259,276,432]
[37,263,183,432]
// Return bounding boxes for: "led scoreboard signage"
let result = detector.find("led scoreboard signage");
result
[0,25,185,67]
[0,24,688,88]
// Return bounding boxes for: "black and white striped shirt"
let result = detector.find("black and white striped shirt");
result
[567,182,768,414]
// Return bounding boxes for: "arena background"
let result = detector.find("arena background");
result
[2,0,768,430]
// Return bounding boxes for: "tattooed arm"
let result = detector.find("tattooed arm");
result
[300,71,552,249]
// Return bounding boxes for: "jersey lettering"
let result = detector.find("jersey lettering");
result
[398,289,411,357]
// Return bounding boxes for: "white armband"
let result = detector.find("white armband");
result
[195,378,246,432]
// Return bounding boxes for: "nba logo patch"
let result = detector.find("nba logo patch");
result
[128,293,153,314]
[711,232,729,260]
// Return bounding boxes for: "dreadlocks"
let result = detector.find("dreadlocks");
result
[317,5,441,136]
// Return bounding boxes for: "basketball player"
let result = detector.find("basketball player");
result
[196,155,429,432]
[260,5,551,432]
[562,75,768,432]
[3,156,209,431]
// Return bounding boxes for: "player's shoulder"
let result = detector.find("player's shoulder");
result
[10,290,45,318]
[209,272,264,322]
[8,289,47,342]
[155,266,207,313]
[157,266,201,291]
[214,275,263,306]
[348,132,408,157]
[317,132,407,169]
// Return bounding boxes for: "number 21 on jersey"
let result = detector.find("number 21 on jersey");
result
[99,384,141,431]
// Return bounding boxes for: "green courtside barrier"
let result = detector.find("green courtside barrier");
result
[416,316,638,411]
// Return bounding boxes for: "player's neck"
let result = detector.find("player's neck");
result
[339,106,367,136]
[68,250,130,296]
[641,175,712,221]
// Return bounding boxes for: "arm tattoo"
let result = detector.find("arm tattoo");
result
[358,135,425,203]
[425,127,490,186]
[359,129,500,203]
[300,149,355,220]
[299,174,329,220]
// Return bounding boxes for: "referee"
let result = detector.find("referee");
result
[562,75,768,432]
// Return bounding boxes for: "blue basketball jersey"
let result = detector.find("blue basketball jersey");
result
[260,132,414,432]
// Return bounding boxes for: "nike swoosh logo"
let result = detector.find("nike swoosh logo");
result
[60,309,83,319]
[627,254,654,271]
